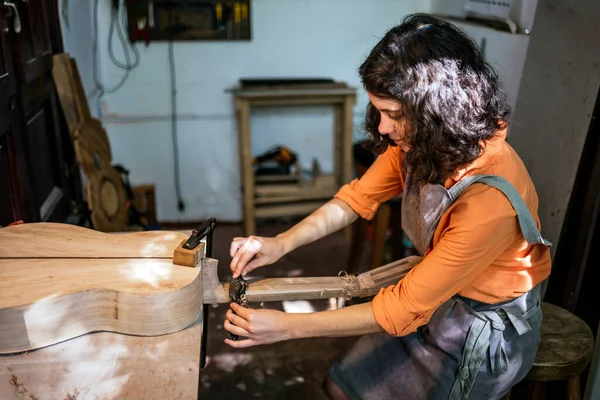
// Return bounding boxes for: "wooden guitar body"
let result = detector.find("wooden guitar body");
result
[0,223,202,354]
[0,221,422,357]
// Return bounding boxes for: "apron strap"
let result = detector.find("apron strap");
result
[448,315,491,400]
[448,297,538,400]
[446,174,552,248]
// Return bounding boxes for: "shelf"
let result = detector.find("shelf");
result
[433,14,531,36]
[254,201,326,219]
[232,82,356,236]
[254,174,335,196]
[255,174,301,184]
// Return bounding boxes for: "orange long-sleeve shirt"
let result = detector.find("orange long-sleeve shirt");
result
[334,129,552,336]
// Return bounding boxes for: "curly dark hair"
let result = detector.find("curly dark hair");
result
[359,13,510,184]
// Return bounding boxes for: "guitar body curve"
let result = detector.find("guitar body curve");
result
[0,223,202,354]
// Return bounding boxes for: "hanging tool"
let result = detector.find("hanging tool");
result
[130,16,150,46]
[253,145,298,176]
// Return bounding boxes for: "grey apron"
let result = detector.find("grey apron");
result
[329,174,551,400]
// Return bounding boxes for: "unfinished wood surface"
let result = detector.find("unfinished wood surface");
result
[227,84,356,99]
[526,302,594,382]
[254,201,326,219]
[0,257,202,354]
[254,174,336,197]
[73,119,113,177]
[236,97,255,237]
[202,255,422,304]
[0,222,188,258]
[0,223,202,354]
[253,193,334,205]
[85,166,129,232]
[255,173,301,184]
[342,97,355,186]
[52,54,113,176]
[172,239,206,268]
[51,53,92,133]
[0,321,202,399]
[53,53,128,231]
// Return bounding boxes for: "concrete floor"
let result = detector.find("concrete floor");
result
[184,220,370,399]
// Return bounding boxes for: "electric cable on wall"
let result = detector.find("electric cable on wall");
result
[92,0,138,96]
[87,0,185,213]
[168,8,185,212]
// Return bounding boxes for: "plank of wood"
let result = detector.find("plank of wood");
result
[236,98,255,236]
[202,255,422,304]
[254,175,336,197]
[255,174,300,184]
[254,194,333,205]
[51,54,83,134]
[172,240,205,268]
[254,201,326,219]
[228,86,357,99]
[0,322,201,399]
[0,222,189,259]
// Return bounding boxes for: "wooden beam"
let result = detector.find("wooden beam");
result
[201,255,422,304]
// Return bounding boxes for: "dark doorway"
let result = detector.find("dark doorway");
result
[0,0,83,227]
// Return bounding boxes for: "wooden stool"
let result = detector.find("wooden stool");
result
[505,302,595,400]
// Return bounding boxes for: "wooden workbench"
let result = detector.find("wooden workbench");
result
[0,227,204,399]
[228,83,357,237]
[0,322,202,399]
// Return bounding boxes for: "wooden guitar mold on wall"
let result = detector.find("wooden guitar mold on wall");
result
[0,223,202,354]
[52,54,128,232]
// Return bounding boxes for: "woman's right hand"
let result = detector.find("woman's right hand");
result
[229,235,286,278]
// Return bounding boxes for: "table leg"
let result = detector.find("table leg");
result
[568,375,581,400]
[236,99,255,237]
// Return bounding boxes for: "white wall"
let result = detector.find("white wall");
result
[83,0,429,222]
[57,0,99,116]
[449,21,530,113]
[62,0,533,224]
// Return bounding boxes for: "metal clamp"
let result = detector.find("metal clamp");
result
[183,217,216,254]
[197,217,216,377]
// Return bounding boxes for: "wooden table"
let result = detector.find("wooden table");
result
[0,322,203,399]
[0,228,203,400]
[228,83,357,237]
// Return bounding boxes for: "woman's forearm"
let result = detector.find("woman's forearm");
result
[288,302,384,339]
[277,198,358,254]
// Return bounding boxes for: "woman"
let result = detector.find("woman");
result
[224,13,552,400]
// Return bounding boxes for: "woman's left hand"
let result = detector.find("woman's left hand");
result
[223,303,293,348]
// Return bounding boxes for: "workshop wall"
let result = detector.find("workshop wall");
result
[509,0,600,254]
[58,0,99,115]
[63,0,429,223]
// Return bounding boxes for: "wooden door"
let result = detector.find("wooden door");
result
[10,0,72,222]
[0,4,22,226]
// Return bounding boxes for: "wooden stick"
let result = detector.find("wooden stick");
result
[201,255,422,304]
